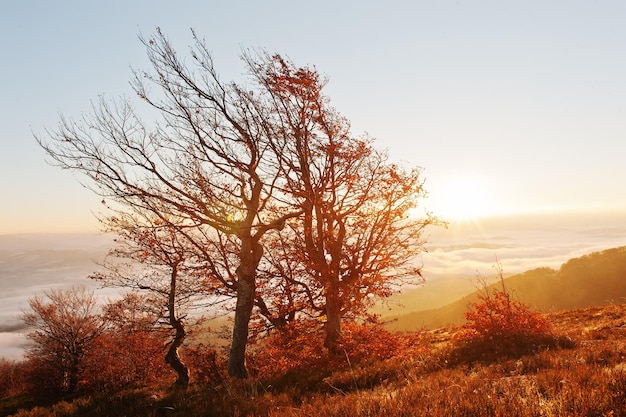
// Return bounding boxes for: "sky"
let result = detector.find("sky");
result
[2,1,626,233]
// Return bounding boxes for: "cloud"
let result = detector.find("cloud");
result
[0,332,28,360]
[422,213,626,279]
[0,322,27,333]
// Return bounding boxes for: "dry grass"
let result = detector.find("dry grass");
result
[4,304,626,416]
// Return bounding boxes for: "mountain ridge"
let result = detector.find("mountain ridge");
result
[385,246,626,331]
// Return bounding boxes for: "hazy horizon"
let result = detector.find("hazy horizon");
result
[2,209,625,359]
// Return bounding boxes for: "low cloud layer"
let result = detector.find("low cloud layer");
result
[1,212,625,359]
[422,211,626,280]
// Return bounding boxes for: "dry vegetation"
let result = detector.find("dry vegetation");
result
[3,300,626,416]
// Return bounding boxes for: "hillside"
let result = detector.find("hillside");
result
[4,245,626,416]
[3,302,626,416]
[387,246,626,331]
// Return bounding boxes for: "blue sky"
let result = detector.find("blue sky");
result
[2,1,626,233]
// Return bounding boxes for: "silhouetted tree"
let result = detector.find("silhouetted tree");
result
[37,29,434,376]
[38,30,302,378]
[92,213,207,386]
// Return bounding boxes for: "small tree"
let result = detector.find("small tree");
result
[21,286,104,395]
[92,214,206,386]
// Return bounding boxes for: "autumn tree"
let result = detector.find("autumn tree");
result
[37,29,434,376]
[21,286,104,395]
[251,55,433,352]
[38,30,301,378]
[91,213,208,386]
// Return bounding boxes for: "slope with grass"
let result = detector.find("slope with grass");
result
[4,247,626,416]
[388,246,626,331]
[3,302,626,416]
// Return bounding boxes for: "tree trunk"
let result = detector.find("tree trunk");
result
[228,238,263,378]
[228,276,255,378]
[165,266,190,386]
[66,353,80,393]
[165,320,189,386]
[324,293,342,354]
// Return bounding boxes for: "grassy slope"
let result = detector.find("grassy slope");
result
[4,302,626,417]
[4,246,626,416]
[388,246,626,331]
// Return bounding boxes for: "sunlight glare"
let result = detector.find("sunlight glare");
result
[431,176,497,221]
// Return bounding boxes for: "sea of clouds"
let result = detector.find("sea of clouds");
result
[0,233,112,359]
[1,210,625,360]
[422,210,626,279]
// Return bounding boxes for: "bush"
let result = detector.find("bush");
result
[0,359,27,399]
[248,319,327,381]
[80,330,172,392]
[339,321,404,363]
[182,343,223,384]
[248,319,406,384]
[453,272,556,363]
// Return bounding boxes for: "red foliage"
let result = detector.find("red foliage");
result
[339,321,404,363]
[454,284,555,361]
[79,330,171,392]
[22,354,67,399]
[0,359,27,399]
[182,343,223,384]
[249,319,406,380]
[248,319,325,380]
[459,289,552,342]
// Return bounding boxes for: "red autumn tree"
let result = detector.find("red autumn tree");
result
[250,55,434,352]
[92,213,210,386]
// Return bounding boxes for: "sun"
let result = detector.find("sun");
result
[430,176,496,221]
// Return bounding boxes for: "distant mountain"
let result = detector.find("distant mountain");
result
[386,246,626,331]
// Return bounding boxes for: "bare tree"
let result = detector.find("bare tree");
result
[37,30,300,378]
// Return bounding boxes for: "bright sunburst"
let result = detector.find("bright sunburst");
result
[430,176,496,221]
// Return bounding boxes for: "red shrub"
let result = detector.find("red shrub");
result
[339,321,403,363]
[0,359,27,399]
[79,330,172,391]
[249,319,405,381]
[248,319,326,380]
[454,283,555,362]
[22,354,67,399]
[182,343,223,384]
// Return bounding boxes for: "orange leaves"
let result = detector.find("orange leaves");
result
[0,359,27,399]
[459,289,552,341]
[181,343,223,384]
[454,280,556,362]
[248,319,410,381]
[264,54,322,102]
[80,330,171,392]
